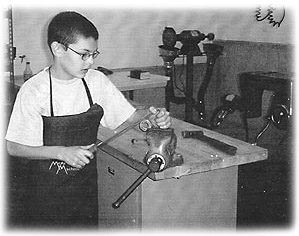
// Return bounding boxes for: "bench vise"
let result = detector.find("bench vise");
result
[112,127,183,208]
[144,127,183,171]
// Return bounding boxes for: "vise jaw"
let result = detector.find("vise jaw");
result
[144,128,183,172]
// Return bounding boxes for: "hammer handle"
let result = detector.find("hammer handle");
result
[182,131,237,156]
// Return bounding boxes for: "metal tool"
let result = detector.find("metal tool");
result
[112,156,163,209]
[88,109,155,153]
[182,130,237,156]
[143,128,178,171]
[159,27,223,126]
[112,127,183,209]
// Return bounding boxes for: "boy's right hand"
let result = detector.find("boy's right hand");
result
[57,145,94,168]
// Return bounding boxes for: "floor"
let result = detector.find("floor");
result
[167,103,293,230]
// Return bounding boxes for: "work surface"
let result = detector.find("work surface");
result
[97,117,268,180]
[9,71,169,91]
[108,71,169,91]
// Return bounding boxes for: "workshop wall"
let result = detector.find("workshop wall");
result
[12,6,293,76]
[128,40,293,132]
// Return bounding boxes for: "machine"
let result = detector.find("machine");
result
[159,27,223,127]
[210,71,293,144]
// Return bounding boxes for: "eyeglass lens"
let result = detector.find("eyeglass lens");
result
[82,51,100,60]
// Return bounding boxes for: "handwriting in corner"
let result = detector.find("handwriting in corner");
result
[255,6,285,28]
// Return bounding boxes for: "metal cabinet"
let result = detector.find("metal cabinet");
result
[97,148,142,228]
[97,147,238,229]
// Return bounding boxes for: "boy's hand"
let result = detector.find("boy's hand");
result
[57,144,94,168]
[149,106,171,129]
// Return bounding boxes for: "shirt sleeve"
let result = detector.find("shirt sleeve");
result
[92,73,136,130]
[5,84,44,146]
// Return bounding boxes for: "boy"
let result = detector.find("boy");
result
[6,11,171,227]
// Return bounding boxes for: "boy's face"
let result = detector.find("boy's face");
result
[59,36,98,79]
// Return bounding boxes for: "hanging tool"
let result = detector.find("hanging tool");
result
[182,130,237,156]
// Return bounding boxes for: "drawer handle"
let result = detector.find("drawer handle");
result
[108,166,115,175]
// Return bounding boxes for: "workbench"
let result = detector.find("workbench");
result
[8,71,169,100]
[96,117,267,229]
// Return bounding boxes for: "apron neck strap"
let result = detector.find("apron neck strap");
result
[81,78,94,107]
[49,67,54,117]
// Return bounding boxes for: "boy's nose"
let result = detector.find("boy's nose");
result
[86,56,94,65]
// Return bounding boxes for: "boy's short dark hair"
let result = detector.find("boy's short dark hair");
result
[47,11,99,50]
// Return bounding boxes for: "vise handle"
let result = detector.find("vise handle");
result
[182,130,237,156]
[112,156,163,209]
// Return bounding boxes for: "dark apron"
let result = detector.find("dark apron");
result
[25,69,103,228]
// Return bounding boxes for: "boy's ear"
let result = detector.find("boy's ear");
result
[51,42,65,57]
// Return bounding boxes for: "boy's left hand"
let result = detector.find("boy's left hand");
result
[149,106,171,129]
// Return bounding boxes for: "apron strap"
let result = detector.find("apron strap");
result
[49,67,54,117]
[81,78,94,107]
[48,68,94,116]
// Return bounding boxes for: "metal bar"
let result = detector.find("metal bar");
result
[89,111,152,153]
[112,168,152,209]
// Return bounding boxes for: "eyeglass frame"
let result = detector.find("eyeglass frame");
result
[62,43,100,61]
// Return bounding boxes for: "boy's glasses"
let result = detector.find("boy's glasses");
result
[66,45,100,61]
